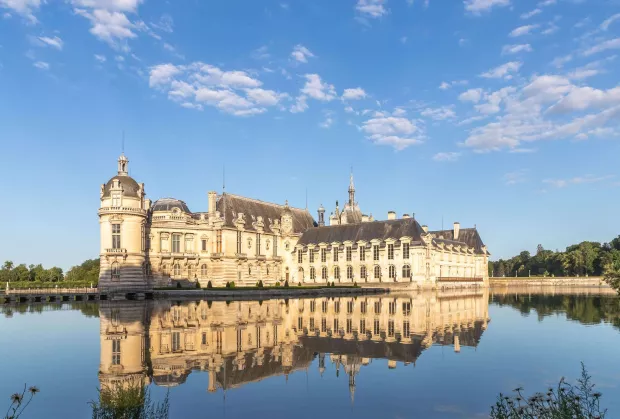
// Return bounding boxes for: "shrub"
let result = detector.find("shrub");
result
[90,381,169,419]
[490,363,606,419]
[354,281,358,287]
[284,280,289,288]
[229,281,236,288]
[176,282,181,289]
[207,281,213,289]
[298,282,302,287]
[256,280,264,288]
[225,282,230,288]
[195,281,201,289]
[275,281,281,287]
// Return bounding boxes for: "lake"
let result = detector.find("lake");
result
[1,288,619,418]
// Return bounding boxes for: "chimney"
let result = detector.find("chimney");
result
[208,191,217,215]
[317,204,325,227]
[361,214,369,223]
[453,222,460,240]
[421,225,428,233]
[402,214,410,219]
[387,211,396,220]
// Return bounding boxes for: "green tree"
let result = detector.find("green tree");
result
[13,265,30,282]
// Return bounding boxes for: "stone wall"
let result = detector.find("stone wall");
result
[489,276,610,288]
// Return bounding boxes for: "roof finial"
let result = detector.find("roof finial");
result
[222,165,226,194]
[348,168,355,206]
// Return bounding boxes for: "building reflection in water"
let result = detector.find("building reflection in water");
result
[99,290,490,401]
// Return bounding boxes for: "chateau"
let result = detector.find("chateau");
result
[98,154,489,289]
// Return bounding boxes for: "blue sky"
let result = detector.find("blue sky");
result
[1,0,619,270]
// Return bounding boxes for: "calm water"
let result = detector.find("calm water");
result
[1,289,620,419]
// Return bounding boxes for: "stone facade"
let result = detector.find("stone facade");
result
[99,154,490,289]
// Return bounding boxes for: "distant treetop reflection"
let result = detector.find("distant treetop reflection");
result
[99,291,490,398]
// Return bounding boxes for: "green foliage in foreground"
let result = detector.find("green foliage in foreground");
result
[4,281,95,290]
[90,382,169,419]
[603,260,620,294]
[0,258,99,285]
[3,384,39,419]
[490,364,606,419]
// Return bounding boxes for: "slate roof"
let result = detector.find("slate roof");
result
[216,193,316,234]
[297,217,425,245]
[340,202,363,224]
[430,228,488,254]
[152,198,192,213]
[102,175,140,198]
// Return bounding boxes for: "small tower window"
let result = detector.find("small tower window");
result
[112,193,121,208]
[111,224,121,249]
[112,340,121,365]
[111,262,120,280]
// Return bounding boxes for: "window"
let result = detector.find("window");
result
[334,266,340,280]
[309,318,315,332]
[389,301,396,315]
[322,266,328,280]
[111,192,121,207]
[141,225,145,251]
[298,317,303,331]
[216,230,222,253]
[162,264,169,277]
[111,262,120,280]
[321,248,327,262]
[322,301,328,313]
[388,243,394,260]
[346,246,352,261]
[321,318,327,333]
[373,245,380,261]
[334,301,340,313]
[310,267,316,280]
[374,265,381,279]
[202,332,207,345]
[346,318,352,334]
[360,266,367,280]
[298,249,303,264]
[185,236,193,253]
[256,233,261,256]
[202,239,207,252]
[403,321,410,338]
[360,246,366,261]
[403,242,410,259]
[112,340,121,365]
[173,264,181,277]
[374,301,381,314]
[172,332,181,352]
[360,319,366,334]
[333,248,339,262]
[388,320,395,338]
[172,234,181,253]
[374,319,380,336]
[333,318,339,333]
[236,231,242,254]
[402,264,411,279]
[402,302,411,316]
[201,264,207,278]
[309,249,315,263]
[310,301,316,313]
[347,300,354,314]
[347,265,353,280]
[273,238,278,257]
[112,224,121,249]
[389,265,396,279]
[298,267,304,280]
[188,265,195,279]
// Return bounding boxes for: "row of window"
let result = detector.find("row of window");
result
[302,300,412,315]
[298,318,411,339]
[298,243,410,264]
[299,264,411,280]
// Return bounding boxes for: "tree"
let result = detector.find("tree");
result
[536,244,544,255]
[13,265,30,282]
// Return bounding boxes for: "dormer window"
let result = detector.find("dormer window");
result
[112,193,121,207]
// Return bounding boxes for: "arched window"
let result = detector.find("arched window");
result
[347,265,353,280]
[334,266,340,280]
[402,264,411,279]
[374,265,381,280]
[298,267,304,280]
[310,267,316,280]
[173,263,181,277]
[111,262,120,280]
[201,264,207,278]
[322,266,328,280]
[162,264,169,277]
[389,265,396,279]
[188,265,195,279]
[360,266,367,281]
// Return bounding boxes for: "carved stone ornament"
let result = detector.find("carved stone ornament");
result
[281,215,293,236]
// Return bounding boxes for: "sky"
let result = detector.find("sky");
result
[0,0,619,270]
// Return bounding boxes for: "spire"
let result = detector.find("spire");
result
[348,169,355,206]
[117,153,129,176]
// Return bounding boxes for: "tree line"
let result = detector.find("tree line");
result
[489,235,620,278]
[0,258,100,284]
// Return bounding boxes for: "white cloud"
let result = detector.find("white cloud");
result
[551,54,573,68]
[600,13,620,31]
[291,44,315,63]
[538,0,555,6]
[583,38,620,56]
[459,88,483,103]
[541,22,559,35]
[319,115,334,128]
[0,0,41,23]
[520,8,541,19]
[94,54,106,62]
[439,80,467,90]
[245,88,287,106]
[356,0,388,18]
[421,106,456,120]
[509,24,538,37]
[74,8,137,49]
[544,174,614,188]
[37,36,63,50]
[475,86,516,114]
[361,114,424,150]
[342,87,367,100]
[480,61,522,79]
[502,43,532,55]
[301,74,336,101]
[149,63,181,87]
[290,95,308,113]
[150,13,173,33]
[433,152,460,162]
[33,60,48,70]
[504,169,528,185]
[464,0,510,14]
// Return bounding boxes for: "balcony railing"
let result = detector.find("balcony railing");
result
[105,248,127,254]
[210,253,224,259]
[235,253,248,259]
[99,207,147,215]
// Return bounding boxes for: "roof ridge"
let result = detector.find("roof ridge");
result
[223,192,308,212]
[309,217,418,229]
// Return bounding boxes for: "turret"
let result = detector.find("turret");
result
[317,204,325,227]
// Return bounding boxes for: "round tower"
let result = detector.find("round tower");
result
[98,154,151,290]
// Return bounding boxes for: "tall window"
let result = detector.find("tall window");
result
[389,301,396,315]
[373,319,380,336]
[188,265,195,279]
[374,301,381,314]
[321,318,327,333]
[346,246,352,261]
[373,245,380,261]
[402,264,411,279]
[360,246,366,261]
[333,248,339,262]
[334,301,340,313]
[388,320,395,338]
[321,248,327,262]
[374,265,381,280]
[360,319,366,334]
[403,243,410,259]
[346,318,352,334]
[322,301,328,313]
[256,233,261,256]
[111,224,121,249]
[347,265,353,280]
[112,340,121,365]
[334,266,340,280]
[347,300,354,314]
[298,249,303,264]
[360,266,367,280]
[172,234,181,253]
[388,243,394,260]
[361,301,367,314]
[202,239,207,252]
[216,230,222,253]
[185,236,193,253]
[236,231,242,254]
[310,267,316,280]
[173,264,181,277]
[310,301,316,313]
[201,264,207,278]
[334,318,339,333]
[309,249,315,263]
[402,302,411,316]
[111,262,120,280]
[273,238,278,257]
[389,265,396,279]
[111,193,121,207]
[403,321,410,338]
[298,267,304,280]
[172,332,181,352]
[322,266,328,281]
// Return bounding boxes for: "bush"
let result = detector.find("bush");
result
[207,281,213,289]
[195,281,201,289]
[354,281,358,287]
[176,282,181,289]
[229,281,235,288]
[284,280,289,288]
[225,282,230,288]
[490,363,606,419]
[256,280,264,288]
[275,281,281,287]
[298,282,302,287]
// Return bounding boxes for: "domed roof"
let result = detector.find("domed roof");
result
[152,198,191,213]
[103,175,141,198]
